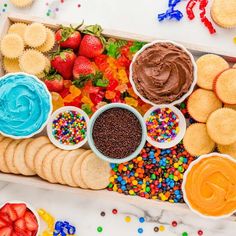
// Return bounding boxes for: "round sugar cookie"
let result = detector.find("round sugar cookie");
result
[8,23,27,40]
[0,34,24,59]
[196,54,229,90]
[211,0,236,28]
[0,138,13,173]
[61,149,85,187]
[81,153,111,190]
[183,123,215,156]
[42,148,61,184]
[5,139,21,174]
[9,0,34,8]
[19,49,46,75]
[217,142,236,159]
[24,23,47,47]
[187,89,222,123]
[214,69,236,105]
[36,28,55,53]
[14,139,35,176]
[207,108,236,145]
[52,150,69,185]
[72,150,92,189]
[3,57,21,73]
[34,143,55,179]
[25,136,50,172]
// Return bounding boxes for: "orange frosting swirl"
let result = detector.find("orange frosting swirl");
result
[184,155,236,217]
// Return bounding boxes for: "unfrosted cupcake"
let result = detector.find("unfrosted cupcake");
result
[207,108,236,145]
[183,123,215,156]
[187,89,222,123]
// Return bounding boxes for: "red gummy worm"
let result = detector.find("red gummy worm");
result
[186,0,198,20]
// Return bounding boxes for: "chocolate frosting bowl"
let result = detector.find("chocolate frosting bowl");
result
[130,40,197,106]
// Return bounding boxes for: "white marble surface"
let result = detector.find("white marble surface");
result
[0,1,236,235]
[0,180,235,236]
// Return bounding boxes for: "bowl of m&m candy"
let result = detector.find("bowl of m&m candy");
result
[47,106,89,150]
[144,105,186,149]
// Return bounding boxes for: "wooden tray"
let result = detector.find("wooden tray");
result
[0,13,235,221]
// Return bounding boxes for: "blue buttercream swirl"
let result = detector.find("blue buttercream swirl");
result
[0,73,52,137]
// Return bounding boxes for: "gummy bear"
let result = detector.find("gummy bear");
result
[118,68,129,84]
[83,81,101,95]
[51,92,64,111]
[81,95,94,107]
[111,91,122,103]
[117,55,131,68]
[59,88,70,98]
[125,97,138,107]
[107,79,119,91]
[94,54,108,71]
[90,90,105,105]
[69,85,81,97]
[96,101,107,109]
[116,84,128,93]
[82,104,93,116]
[105,90,116,100]
[63,94,77,103]
[127,87,139,99]
[64,95,81,108]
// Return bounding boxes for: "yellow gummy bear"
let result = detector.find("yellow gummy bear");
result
[69,85,81,97]
[118,69,128,84]
[51,92,64,112]
[81,96,94,107]
[125,97,138,107]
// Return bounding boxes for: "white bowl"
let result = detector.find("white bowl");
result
[88,103,147,164]
[129,40,197,106]
[182,152,236,219]
[0,201,40,235]
[47,106,89,150]
[143,105,186,149]
[0,72,52,139]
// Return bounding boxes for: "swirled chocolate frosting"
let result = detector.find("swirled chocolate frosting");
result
[132,43,194,104]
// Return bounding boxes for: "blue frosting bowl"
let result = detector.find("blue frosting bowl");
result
[0,72,52,139]
[88,103,147,164]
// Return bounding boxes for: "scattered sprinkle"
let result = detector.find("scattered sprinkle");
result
[138,228,144,234]
[139,217,145,223]
[125,216,131,223]
[159,225,165,232]
[97,226,103,233]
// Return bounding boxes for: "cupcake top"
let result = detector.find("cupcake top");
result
[183,154,236,217]
[187,88,222,123]
[218,142,236,159]
[206,108,236,145]
[131,42,194,105]
[183,123,215,156]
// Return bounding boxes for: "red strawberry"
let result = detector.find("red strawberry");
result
[73,56,95,79]
[14,226,29,236]
[14,218,26,231]
[0,226,13,236]
[51,49,76,80]
[11,204,26,219]
[0,213,11,224]
[24,211,38,232]
[55,24,83,50]
[44,74,64,92]
[0,204,17,221]
[0,217,9,228]
[79,25,106,58]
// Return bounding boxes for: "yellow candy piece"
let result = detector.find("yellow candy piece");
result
[51,92,64,112]
[115,84,128,93]
[125,216,131,223]
[37,209,55,231]
[125,97,138,107]
[118,69,128,84]
[69,85,81,96]
[81,96,94,107]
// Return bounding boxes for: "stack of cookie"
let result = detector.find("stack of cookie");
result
[183,54,236,158]
[0,22,54,78]
[0,135,111,190]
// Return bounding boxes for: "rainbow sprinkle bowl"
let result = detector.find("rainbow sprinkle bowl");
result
[47,106,89,150]
[144,105,186,149]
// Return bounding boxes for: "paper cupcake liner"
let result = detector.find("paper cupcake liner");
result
[36,28,55,53]
[217,142,236,159]
[8,23,28,42]
[182,152,236,219]
[129,40,197,106]
[213,68,236,105]
[2,57,21,73]
[10,0,34,8]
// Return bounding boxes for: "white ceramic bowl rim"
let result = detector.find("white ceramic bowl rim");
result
[47,106,89,150]
[0,72,53,139]
[129,40,197,106]
[0,201,41,235]
[182,152,236,219]
[143,105,186,149]
[88,103,147,164]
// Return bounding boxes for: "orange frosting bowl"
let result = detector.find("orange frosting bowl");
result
[182,153,236,218]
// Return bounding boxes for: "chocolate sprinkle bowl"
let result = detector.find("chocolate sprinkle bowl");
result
[88,103,147,164]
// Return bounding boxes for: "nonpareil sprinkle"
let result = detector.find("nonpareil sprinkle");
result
[52,110,87,145]
[92,108,142,159]
[146,108,180,143]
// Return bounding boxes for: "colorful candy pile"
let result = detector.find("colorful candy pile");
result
[146,107,180,143]
[52,110,87,145]
[108,142,195,203]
